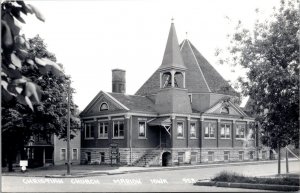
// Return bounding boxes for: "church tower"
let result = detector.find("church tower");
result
[154,21,192,114]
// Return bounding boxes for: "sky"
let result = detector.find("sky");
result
[21,0,280,111]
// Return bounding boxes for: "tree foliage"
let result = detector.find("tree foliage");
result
[219,0,299,149]
[1,1,80,170]
[1,0,63,110]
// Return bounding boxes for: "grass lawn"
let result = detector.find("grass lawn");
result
[211,171,299,186]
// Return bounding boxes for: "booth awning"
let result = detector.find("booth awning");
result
[148,117,171,126]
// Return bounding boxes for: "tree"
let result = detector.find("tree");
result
[1,0,63,110]
[217,0,299,173]
[2,35,80,171]
[1,1,81,171]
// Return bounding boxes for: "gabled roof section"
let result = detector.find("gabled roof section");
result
[80,91,130,117]
[135,70,160,96]
[204,97,249,117]
[108,93,157,113]
[159,22,186,71]
[180,39,211,93]
[187,40,238,96]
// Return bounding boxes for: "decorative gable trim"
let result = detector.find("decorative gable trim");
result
[104,91,130,111]
[80,91,130,116]
[204,98,247,117]
[186,40,211,92]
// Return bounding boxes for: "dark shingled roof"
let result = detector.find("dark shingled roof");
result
[108,92,156,113]
[188,40,238,96]
[136,39,238,96]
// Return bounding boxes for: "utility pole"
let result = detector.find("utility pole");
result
[67,80,71,175]
[278,145,281,175]
[286,147,289,173]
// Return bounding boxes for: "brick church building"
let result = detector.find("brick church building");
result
[79,22,269,166]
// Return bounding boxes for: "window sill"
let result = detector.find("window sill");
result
[112,137,124,139]
[190,137,198,139]
[236,138,245,140]
[177,137,185,139]
[220,138,231,140]
[204,137,216,139]
[138,137,147,139]
[98,137,109,139]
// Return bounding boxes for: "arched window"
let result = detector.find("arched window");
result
[220,106,229,114]
[174,72,183,88]
[100,102,109,111]
[162,72,172,88]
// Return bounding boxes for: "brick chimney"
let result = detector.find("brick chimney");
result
[112,69,126,93]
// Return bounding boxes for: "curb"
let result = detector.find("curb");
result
[194,181,300,191]
[3,159,299,178]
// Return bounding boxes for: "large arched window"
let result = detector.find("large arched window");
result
[99,102,109,111]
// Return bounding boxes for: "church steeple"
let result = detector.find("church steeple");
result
[154,21,192,114]
[159,21,186,89]
[159,22,186,71]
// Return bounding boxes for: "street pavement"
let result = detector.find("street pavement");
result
[2,160,300,192]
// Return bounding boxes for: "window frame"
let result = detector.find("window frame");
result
[98,121,108,139]
[112,120,125,139]
[190,122,197,139]
[238,151,244,161]
[100,152,105,163]
[220,123,231,139]
[204,121,216,139]
[224,151,230,161]
[235,123,246,139]
[85,123,94,139]
[60,148,66,161]
[178,152,185,163]
[72,148,78,160]
[177,121,184,138]
[99,102,109,111]
[190,152,197,163]
[208,151,214,162]
[249,151,254,160]
[138,121,147,139]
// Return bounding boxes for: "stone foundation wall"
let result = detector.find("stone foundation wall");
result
[80,147,270,166]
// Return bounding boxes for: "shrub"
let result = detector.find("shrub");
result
[212,171,299,186]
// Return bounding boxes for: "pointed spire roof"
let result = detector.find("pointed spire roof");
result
[135,38,238,97]
[159,22,186,71]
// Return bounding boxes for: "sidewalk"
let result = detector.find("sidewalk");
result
[2,159,299,178]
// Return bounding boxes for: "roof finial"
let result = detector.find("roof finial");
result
[186,32,188,39]
[171,17,174,23]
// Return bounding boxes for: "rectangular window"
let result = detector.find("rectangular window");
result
[204,121,216,138]
[221,123,231,139]
[85,123,95,139]
[72,149,78,160]
[138,121,146,138]
[60,149,66,161]
[190,123,196,138]
[249,151,254,160]
[224,151,230,161]
[262,151,267,160]
[236,124,245,139]
[177,122,184,138]
[178,152,185,163]
[98,122,108,138]
[86,152,91,162]
[113,120,124,138]
[239,151,244,161]
[100,152,105,163]
[191,152,197,163]
[208,151,214,162]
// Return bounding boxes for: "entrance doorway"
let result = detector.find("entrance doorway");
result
[162,152,172,166]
